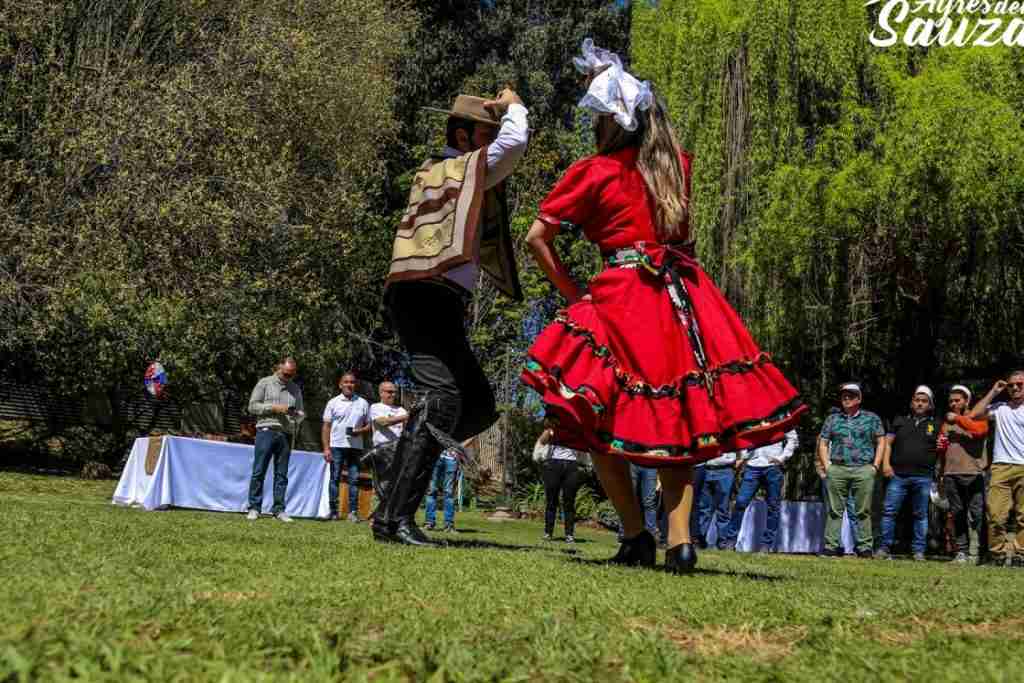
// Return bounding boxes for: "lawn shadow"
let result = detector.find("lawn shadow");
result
[439,538,561,553]
[565,556,787,582]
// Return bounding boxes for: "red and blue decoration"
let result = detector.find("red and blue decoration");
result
[144,362,167,399]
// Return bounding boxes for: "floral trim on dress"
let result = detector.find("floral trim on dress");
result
[548,313,776,399]
[524,359,605,414]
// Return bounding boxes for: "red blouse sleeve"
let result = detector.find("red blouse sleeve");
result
[537,157,601,229]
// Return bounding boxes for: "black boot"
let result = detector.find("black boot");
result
[373,394,460,547]
[608,530,657,568]
[665,543,698,574]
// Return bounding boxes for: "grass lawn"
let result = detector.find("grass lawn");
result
[2,472,1024,682]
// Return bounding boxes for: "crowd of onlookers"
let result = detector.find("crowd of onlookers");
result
[246,357,1024,567]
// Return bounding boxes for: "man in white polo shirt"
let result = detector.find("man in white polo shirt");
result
[370,381,409,447]
[321,371,371,522]
[968,370,1024,567]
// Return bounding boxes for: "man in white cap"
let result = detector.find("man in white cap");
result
[818,383,886,557]
[876,385,947,561]
[942,385,987,564]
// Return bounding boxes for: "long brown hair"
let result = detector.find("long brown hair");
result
[595,93,689,242]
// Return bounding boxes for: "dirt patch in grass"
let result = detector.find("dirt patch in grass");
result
[191,590,269,604]
[874,615,1024,646]
[629,619,808,662]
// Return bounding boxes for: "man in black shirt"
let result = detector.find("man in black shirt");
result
[876,385,948,560]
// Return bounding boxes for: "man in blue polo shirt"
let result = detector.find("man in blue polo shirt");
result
[818,383,886,557]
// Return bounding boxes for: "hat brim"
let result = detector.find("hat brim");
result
[421,106,500,126]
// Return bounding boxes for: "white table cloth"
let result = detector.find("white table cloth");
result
[112,436,331,519]
[705,500,857,553]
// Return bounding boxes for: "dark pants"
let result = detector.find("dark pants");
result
[727,465,784,549]
[248,429,291,514]
[880,474,931,554]
[329,447,362,516]
[944,474,985,556]
[543,459,581,536]
[630,464,659,537]
[700,467,736,547]
[388,282,495,441]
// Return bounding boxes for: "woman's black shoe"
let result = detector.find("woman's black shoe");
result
[608,530,657,568]
[665,543,698,574]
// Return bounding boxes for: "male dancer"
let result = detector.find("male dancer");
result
[372,88,530,546]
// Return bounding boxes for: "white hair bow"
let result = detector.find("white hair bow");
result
[574,38,652,133]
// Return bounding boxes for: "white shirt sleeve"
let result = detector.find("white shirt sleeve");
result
[483,103,529,191]
[778,430,799,463]
[321,400,334,423]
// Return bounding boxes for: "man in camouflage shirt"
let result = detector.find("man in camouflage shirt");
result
[818,383,886,557]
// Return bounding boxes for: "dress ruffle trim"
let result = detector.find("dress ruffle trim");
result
[523,353,805,460]
[540,312,777,399]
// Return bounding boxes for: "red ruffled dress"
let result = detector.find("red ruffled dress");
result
[521,147,806,467]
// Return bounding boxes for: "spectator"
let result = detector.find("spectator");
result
[424,447,461,533]
[876,386,946,561]
[818,383,885,558]
[538,420,584,543]
[321,371,371,522]
[816,432,859,549]
[697,451,738,550]
[725,430,799,553]
[246,357,304,522]
[630,464,659,543]
[942,385,987,564]
[370,381,409,447]
[967,371,1024,567]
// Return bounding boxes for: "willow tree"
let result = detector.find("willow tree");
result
[632,0,1024,424]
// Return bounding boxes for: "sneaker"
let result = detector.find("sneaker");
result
[425,522,436,531]
[720,541,737,552]
[1012,556,1024,569]
[912,552,926,562]
[275,512,294,523]
[246,509,259,521]
[874,547,892,560]
[542,532,552,541]
[951,552,969,564]
[564,535,575,544]
[443,525,459,534]
[347,512,360,523]
[856,549,873,559]
[818,547,842,558]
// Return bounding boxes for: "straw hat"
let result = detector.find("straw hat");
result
[422,95,501,127]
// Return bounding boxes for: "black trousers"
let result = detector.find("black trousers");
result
[387,281,497,441]
[944,474,986,554]
[543,459,581,536]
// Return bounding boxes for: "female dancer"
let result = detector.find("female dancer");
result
[521,40,806,573]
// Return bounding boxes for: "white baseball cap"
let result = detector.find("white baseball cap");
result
[839,383,861,396]
[913,385,934,406]
[950,384,972,404]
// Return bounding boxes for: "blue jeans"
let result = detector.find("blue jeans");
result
[249,429,291,514]
[425,457,459,526]
[630,464,659,537]
[700,467,736,547]
[329,447,361,516]
[726,465,783,549]
[880,474,932,554]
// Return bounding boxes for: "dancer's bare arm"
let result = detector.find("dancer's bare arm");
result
[525,218,586,304]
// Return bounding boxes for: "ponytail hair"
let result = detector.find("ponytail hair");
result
[594,91,689,242]
[636,95,688,242]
